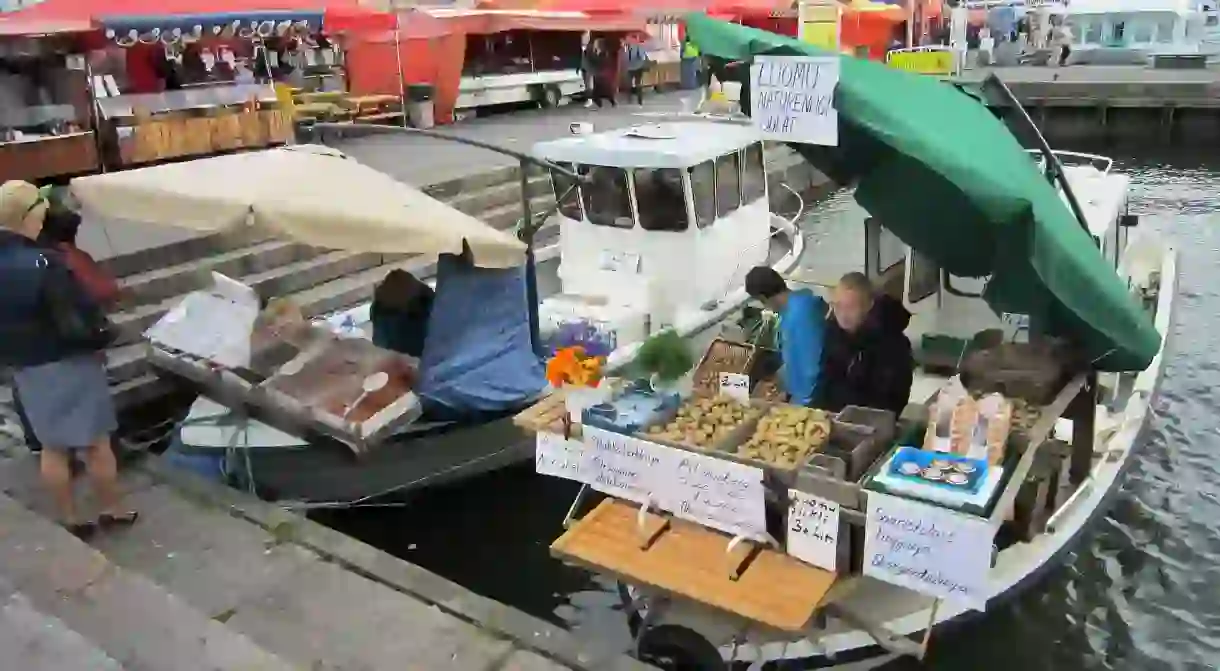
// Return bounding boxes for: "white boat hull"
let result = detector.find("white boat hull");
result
[625,244,1177,669]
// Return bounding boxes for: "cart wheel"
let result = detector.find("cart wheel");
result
[542,85,562,108]
[636,625,726,671]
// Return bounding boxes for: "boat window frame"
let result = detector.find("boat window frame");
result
[740,142,767,204]
[714,151,742,219]
[631,166,691,232]
[689,159,716,229]
[581,164,635,229]
[905,247,940,305]
[550,161,584,222]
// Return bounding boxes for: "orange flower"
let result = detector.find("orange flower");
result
[546,347,604,388]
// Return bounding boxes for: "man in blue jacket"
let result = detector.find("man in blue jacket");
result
[745,267,826,407]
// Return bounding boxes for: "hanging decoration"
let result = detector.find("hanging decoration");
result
[101,12,323,48]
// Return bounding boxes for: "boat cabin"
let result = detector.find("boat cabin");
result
[533,122,772,331]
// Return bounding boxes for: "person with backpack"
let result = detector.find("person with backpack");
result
[623,36,652,106]
[0,182,135,539]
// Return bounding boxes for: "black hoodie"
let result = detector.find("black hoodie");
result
[817,294,914,414]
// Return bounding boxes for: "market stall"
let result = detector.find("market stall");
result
[516,335,1094,665]
[0,19,100,182]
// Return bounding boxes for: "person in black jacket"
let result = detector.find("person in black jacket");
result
[0,180,135,539]
[818,272,914,414]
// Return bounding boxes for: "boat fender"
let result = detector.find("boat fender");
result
[636,624,726,671]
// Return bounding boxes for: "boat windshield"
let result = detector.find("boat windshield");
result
[582,166,633,228]
[633,167,687,231]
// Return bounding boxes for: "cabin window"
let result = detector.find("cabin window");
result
[551,162,583,221]
[1132,20,1154,44]
[581,166,633,228]
[715,153,741,218]
[741,144,766,204]
[690,160,716,229]
[1084,21,1104,44]
[633,168,688,231]
[907,250,939,304]
[1156,16,1178,42]
[877,226,906,274]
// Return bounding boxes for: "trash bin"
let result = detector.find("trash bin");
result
[406,84,435,129]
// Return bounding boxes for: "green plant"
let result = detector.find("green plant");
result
[635,329,694,384]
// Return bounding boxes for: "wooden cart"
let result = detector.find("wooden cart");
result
[516,367,1098,669]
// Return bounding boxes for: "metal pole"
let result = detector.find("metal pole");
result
[982,74,1092,234]
[907,0,915,47]
[394,11,407,128]
[310,122,584,180]
[519,158,542,356]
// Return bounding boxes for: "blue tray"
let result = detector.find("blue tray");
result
[886,446,989,495]
[582,381,681,436]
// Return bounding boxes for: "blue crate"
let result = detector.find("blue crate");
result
[581,380,681,436]
[886,445,990,495]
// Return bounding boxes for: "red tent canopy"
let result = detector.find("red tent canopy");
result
[0,18,98,36]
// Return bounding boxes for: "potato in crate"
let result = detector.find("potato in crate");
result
[641,394,764,451]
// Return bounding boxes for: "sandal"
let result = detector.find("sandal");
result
[98,511,139,529]
[64,521,97,541]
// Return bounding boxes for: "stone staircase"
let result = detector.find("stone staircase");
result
[98,146,822,409]
[0,440,612,671]
[100,165,557,409]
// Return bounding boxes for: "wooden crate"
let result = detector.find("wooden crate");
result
[180,117,214,156]
[130,121,171,164]
[513,392,567,435]
[211,114,243,151]
[552,499,837,632]
[692,339,757,397]
[238,111,266,147]
[261,109,292,144]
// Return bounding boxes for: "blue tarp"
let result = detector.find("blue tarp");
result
[417,254,547,414]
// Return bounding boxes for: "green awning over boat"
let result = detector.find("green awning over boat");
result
[685,14,1160,372]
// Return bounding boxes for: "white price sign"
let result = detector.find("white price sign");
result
[719,372,751,402]
[535,432,586,482]
[668,449,768,539]
[582,425,670,505]
[786,489,840,571]
[751,55,839,146]
[863,492,994,610]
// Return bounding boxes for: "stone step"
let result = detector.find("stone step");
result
[110,249,393,347]
[0,491,296,671]
[116,239,316,311]
[0,580,125,671]
[447,173,552,217]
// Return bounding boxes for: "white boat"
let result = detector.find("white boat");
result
[615,149,1177,669]
[162,122,804,505]
[1060,0,1220,64]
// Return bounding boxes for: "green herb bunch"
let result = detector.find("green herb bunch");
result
[635,329,694,384]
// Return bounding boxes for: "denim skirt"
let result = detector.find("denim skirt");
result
[11,353,117,451]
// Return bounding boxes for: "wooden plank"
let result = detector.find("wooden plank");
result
[551,499,837,632]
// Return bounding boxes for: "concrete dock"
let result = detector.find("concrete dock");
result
[955,64,1220,143]
[0,430,654,671]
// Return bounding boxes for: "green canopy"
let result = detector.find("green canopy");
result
[685,14,1159,372]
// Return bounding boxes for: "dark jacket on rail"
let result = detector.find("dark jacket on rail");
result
[817,294,914,414]
[0,230,108,369]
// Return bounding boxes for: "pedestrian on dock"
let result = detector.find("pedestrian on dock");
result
[0,180,136,540]
[587,38,616,109]
[624,36,652,106]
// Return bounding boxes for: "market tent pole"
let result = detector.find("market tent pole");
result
[395,11,407,128]
[906,0,914,46]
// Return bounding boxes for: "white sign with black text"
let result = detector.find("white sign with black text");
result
[667,449,768,539]
[719,372,751,403]
[863,492,994,610]
[750,55,839,146]
[786,489,840,571]
[535,432,587,482]
[582,426,670,506]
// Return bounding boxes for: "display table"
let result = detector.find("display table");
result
[552,499,838,632]
[0,131,99,182]
[98,84,292,167]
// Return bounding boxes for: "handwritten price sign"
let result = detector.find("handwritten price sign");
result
[786,489,841,571]
[719,372,750,402]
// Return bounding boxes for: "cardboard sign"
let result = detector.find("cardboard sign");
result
[786,489,840,571]
[751,55,839,146]
[719,372,751,402]
[863,492,994,610]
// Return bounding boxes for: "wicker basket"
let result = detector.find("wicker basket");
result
[692,339,757,397]
[261,109,292,144]
[180,117,214,156]
[238,111,266,147]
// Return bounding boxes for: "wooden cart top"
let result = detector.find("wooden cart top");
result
[551,499,838,632]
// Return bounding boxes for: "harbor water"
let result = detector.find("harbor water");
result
[315,148,1217,670]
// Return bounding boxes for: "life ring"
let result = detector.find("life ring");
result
[636,624,726,671]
